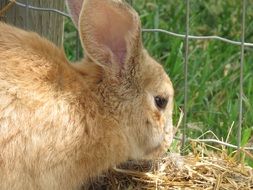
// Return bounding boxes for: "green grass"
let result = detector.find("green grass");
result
[64,0,253,164]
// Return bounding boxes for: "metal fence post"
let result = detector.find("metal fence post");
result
[25,0,29,29]
[237,0,246,150]
[181,0,190,154]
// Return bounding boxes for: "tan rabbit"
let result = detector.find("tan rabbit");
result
[0,0,174,189]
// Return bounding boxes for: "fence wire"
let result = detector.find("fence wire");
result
[2,0,253,151]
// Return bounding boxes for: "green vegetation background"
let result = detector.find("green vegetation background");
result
[64,0,253,164]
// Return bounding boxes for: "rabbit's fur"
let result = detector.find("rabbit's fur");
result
[0,0,174,189]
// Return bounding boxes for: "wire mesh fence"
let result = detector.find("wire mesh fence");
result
[0,0,253,151]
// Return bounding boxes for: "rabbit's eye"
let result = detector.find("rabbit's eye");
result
[154,96,168,110]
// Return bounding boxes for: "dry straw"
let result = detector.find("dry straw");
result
[85,142,253,190]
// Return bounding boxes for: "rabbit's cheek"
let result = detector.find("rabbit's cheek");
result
[153,111,165,127]
[164,119,173,145]
[144,116,173,158]
[164,132,173,148]
[150,130,164,148]
[149,112,166,142]
[164,118,173,133]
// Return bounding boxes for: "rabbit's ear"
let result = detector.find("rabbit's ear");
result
[66,0,84,27]
[79,0,142,74]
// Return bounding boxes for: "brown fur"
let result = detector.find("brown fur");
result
[0,0,174,189]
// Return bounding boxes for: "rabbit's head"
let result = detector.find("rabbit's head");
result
[67,0,174,160]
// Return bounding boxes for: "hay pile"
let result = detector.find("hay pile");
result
[86,142,253,190]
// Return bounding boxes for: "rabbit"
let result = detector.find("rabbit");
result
[0,0,174,189]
